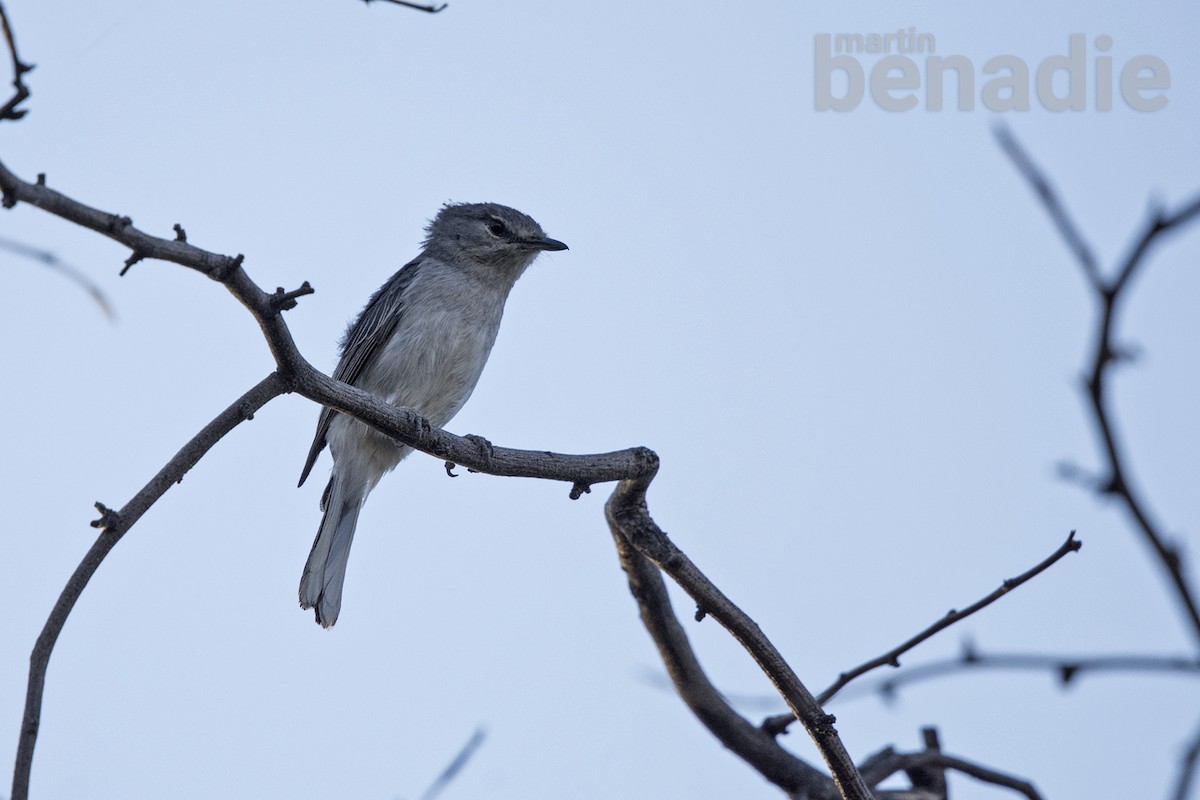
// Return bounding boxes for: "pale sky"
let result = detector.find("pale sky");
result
[4,2,1200,799]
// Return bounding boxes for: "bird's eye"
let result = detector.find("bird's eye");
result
[487,220,508,238]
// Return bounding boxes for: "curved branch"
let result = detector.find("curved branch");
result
[606,476,873,800]
[609,498,836,797]
[861,741,1043,800]
[12,373,286,800]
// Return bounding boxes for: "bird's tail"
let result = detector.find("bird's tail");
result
[299,472,363,628]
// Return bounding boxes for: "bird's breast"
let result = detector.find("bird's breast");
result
[362,297,504,429]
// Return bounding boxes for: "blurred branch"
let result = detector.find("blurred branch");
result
[0,235,116,320]
[995,123,1200,645]
[418,727,487,800]
[837,640,1200,702]
[361,0,448,12]
[1173,714,1200,800]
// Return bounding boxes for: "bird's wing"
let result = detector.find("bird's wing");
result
[298,257,424,487]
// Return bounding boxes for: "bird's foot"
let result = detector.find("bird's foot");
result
[463,433,494,473]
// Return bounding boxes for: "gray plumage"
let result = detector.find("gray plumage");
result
[298,202,567,627]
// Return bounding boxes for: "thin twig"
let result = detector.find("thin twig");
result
[758,532,1080,735]
[820,531,1079,704]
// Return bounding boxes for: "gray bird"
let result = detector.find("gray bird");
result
[298,202,567,627]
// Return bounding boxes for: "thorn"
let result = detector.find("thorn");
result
[445,461,458,478]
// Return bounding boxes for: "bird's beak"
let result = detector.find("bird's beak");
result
[528,236,568,252]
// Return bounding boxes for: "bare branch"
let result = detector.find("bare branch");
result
[0,2,32,122]
[860,733,1043,800]
[756,531,1080,736]
[820,531,1079,705]
[610,502,836,797]
[12,374,287,800]
[607,477,872,800]
[997,123,1200,646]
[908,753,1042,800]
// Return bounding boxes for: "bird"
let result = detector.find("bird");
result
[297,202,567,627]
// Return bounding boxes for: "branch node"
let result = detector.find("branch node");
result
[693,604,707,622]
[569,481,591,500]
[89,501,123,532]
[173,223,187,242]
[35,171,44,185]
[444,461,458,478]
[1066,530,1082,553]
[269,281,314,311]
[120,251,144,276]
[812,712,837,735]
[106,214,132,233]
[210,253,245,283]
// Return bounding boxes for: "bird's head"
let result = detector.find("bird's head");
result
[424,202,567,280]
